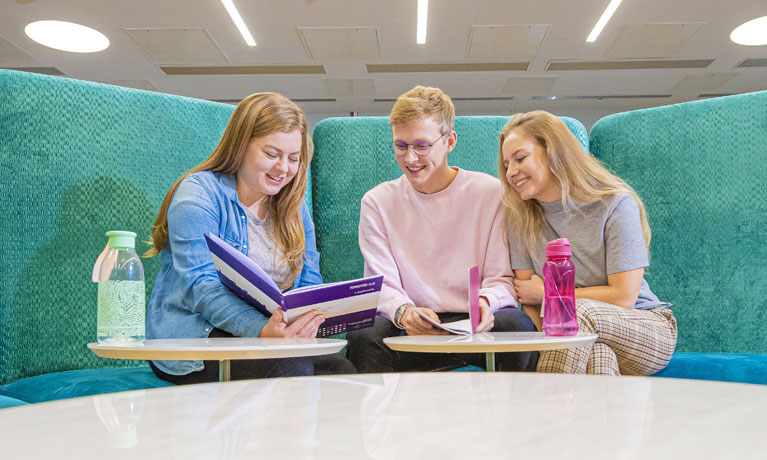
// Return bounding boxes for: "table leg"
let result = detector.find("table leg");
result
[485,352,496,372]
[219,360,231,382]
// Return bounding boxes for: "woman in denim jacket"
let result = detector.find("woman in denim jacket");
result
[144,93,355,384]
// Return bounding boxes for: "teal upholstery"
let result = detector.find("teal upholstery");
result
[652,353,767,384]
[590,91,767,384]
[0,395,28,410]
[590,91,767,354]
[0,70,236,397]
[0,367,171,403]
[311,115,589,282]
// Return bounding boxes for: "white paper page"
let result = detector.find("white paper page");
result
[414,309,472,336]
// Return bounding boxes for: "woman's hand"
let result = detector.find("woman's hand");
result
[474,297,495,333]
[514,274,544,305]
[258,307,325,338]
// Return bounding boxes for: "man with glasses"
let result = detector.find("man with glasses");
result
[346,85,538,373]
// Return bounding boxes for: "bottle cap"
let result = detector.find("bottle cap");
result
[106,231,137,249]
[545,238,571,257]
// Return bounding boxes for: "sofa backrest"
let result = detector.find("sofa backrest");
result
[0,70,235,384]
[589,91,767,354]
[311,115,589,283]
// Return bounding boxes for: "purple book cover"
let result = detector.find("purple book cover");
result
[205,234,382,337]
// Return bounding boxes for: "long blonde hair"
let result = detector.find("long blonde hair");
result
[498,110,651,258]
[146,92,312,288]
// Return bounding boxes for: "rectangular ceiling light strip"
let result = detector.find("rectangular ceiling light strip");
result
[161,65,325,75]
[213,98,336,104]
[586,0,623,42]
[2,66,63,76]
[221,0,256,46]
[737,58,767,68]
[367,62,529,73]
[417,0,429,44]
[532,94,671,100]
[547,59,713,70]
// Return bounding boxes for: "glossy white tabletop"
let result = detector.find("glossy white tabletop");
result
[87,337,347,360]
[384,331,597,353]
[3,372,766,459]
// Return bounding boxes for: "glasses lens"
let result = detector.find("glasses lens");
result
[413,141,431,154]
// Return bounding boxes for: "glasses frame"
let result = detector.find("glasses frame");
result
[391,133,448,157]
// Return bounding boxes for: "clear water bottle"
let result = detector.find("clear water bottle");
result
[94,231,145,344]
[542,238,578,336]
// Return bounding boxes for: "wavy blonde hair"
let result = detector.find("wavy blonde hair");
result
[498,110,650,259]
[146,92,312,288]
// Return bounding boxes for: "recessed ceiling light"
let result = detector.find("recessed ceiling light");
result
[586,0,623,43]
[24,20,109,53]
[417,0,428,44]
[221,0,256,46]
[730,16,767,46]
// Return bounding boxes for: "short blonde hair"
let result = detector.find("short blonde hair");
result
[389,85,455,134]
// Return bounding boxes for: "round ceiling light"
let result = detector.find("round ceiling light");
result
[24,20,109,53]
[730,16,767,46]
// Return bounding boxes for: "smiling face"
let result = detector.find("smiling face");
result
[236,130,302,207]
[501,130,561,202]
[391,116,457,194]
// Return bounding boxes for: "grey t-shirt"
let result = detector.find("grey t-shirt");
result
[243,203,292,289]
[508,193,667,310]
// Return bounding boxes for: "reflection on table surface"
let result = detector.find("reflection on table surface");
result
[2,372,766,459]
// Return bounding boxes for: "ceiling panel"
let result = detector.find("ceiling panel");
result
[605,23,705,59]
[125,28,228,63]
[467,25,549,60]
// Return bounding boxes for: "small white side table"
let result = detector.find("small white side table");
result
[384,331,597,371]
[88,337,347,381]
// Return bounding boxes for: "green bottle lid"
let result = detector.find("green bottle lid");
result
[106,231,137,249]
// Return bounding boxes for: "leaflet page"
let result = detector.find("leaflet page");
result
[414,309,472,336]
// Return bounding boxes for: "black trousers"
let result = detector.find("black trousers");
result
[346,308,539,373]
[149,328,357,385]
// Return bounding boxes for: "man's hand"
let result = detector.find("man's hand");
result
[400,306,448,336]
[474,297,495,332]
[259,308,325,338]
[513,274,544,305]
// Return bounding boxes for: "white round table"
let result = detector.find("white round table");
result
[2,372,766,459]
[384,331,597,371]
[88,337,347,381]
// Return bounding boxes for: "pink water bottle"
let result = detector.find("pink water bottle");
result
[542,238,578,336]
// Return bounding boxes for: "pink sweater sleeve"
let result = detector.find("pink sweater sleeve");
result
[358,194,413,321]
[479,201,519,312]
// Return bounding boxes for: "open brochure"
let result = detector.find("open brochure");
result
[413,266,480,336]
[205,234,383,337]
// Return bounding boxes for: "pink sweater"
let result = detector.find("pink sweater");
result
[359,168,517,321]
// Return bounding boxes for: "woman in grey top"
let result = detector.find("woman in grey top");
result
[498,110,677,375]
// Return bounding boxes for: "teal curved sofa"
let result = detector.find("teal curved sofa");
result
[589,91,767,384]
[0,69,235,402]
[1,69,765,406]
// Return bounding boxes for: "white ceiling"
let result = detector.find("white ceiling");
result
[1,0,766,128]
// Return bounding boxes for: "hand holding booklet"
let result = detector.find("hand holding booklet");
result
[414,266,481,336]
[204,234,383,337]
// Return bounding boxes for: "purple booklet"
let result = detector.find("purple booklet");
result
[204,234,383,337]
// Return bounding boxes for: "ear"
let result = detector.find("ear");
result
[446,130,458,153]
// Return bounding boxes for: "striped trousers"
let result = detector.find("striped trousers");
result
[537,298,677,375]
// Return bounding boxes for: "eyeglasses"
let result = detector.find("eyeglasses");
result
[391,133,447,157]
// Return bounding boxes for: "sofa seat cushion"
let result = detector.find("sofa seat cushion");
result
[0,366,172,403]
[0,395,28,409]
[652,352,767,385]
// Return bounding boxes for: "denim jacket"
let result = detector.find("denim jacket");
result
[146,171,322,375]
